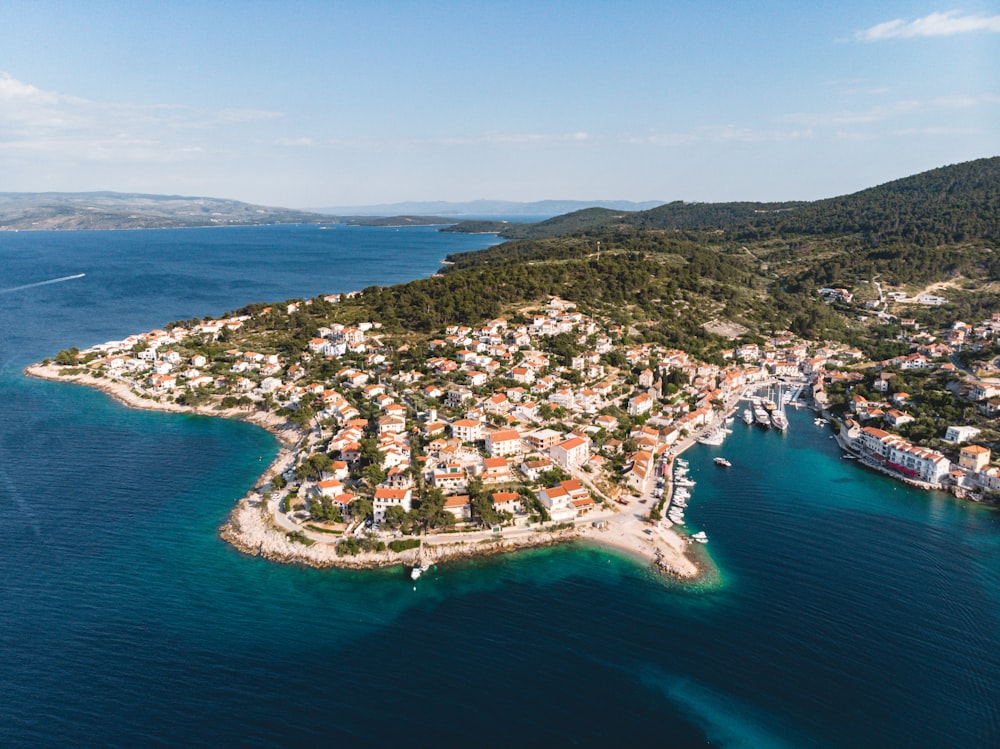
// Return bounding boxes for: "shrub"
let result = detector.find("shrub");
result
[389,538,421,553]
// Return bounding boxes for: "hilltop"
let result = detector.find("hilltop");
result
[0,192,327,231]
[447,157,1000,247]
[312,198,664,218]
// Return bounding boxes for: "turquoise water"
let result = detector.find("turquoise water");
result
[1,226,998,746]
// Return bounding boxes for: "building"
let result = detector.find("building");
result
[945,425,981,443]
[451,419,483,443]
[535,485,578,522]
[525,428,562,450]
[490,491,521,514]
[372,488,412,523]
[959,445,991,473]
[627,392,653,417]
[443,494,471,521]
[484,429,523,457]
[550,436,590,470]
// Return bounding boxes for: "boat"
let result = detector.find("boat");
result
[754,403,771,428]
[691,531,708,543]
[697,428,726,446]
[714,457,732,467]
[743,408,754,425]
[771,409,789,431]
[410,564,423,581]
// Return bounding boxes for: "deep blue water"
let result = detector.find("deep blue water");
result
[1,225,999,747]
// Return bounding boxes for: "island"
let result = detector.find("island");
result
[27,157,1000,576]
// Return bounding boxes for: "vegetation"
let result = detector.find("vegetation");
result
[388,538,421,553]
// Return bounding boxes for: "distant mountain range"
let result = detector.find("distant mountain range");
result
[0,192,327,231]
[310,199,666,218]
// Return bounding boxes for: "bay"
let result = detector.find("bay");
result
[1,225,998,747]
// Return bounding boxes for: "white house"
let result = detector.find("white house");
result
[550,436,589,470]
[372,487,412,523]
[484,429,523,457]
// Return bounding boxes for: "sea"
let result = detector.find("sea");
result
[1,225,998,748]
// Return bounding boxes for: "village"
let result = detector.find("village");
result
[28,288,1000,573]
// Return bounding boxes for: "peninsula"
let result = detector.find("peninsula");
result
[27,157,1000,576]
[0,192,328,231]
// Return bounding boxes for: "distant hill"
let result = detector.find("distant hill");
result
[728,156,1000,246]
[450,207,630,240]
[331,215,459,227]
[447,157,1000,244]
[351,156,1000,355]
[311,198,665,218]
[0,192,327,231]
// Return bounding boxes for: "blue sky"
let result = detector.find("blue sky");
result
[0,1,997,207]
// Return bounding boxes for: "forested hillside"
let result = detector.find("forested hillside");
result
[220,157,997,367]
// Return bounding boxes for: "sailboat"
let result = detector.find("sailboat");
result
[770,385,789,431]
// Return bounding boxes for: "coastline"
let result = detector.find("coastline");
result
[23,362,702,579]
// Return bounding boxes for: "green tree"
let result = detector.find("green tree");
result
[54,347,80,365]
[383,504,407,529]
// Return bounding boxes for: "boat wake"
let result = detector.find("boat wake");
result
[0,273,86,296]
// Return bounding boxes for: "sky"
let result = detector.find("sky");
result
[0,1,997,208]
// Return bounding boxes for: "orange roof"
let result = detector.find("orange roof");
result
[491,491,520,504]
[374,488,409,500]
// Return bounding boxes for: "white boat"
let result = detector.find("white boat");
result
[691,531,708,543]
[410,565,423,581]
[714,457,732,467]
[697,428,726,446]
[770,386,789,431]
[754,403,771,428]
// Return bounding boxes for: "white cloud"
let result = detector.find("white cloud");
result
[626,125,811,145]
[0,72,62,104]
[0,73,286,168]
[893,126,983,137]
[276,137,315,147]
[780,94,999,128]
[433,131,590,146]
[856,11,1000,41]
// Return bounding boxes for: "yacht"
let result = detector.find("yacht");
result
[691,531,708,543]
[771,408,789,431]
[410,564,423,581]
[743,408,754,425]
[714,457,732,467]
[754,402,771,428]
[697,428,726,446]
